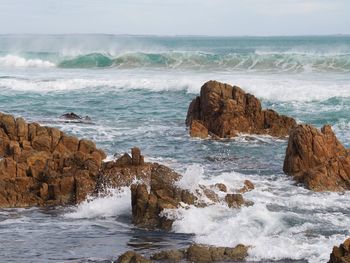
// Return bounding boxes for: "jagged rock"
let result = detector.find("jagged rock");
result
[225,194,245,208]
[283,124,350,191]
[215,183,227,192]
[0,112,157,208]
[186,80,296,138]
[116,251,151,263]
[151,244,248,262]
[328,238,350,263]
[238,180,255,193]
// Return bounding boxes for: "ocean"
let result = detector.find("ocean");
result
[0,34,349,262]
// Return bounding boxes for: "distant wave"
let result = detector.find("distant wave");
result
[1,51,350,73]
[0,54,55,68]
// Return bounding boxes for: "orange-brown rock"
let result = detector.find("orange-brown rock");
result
[186,80,296,138]
[151,244,248,262]
[328,238,350,263]
[283,124,350,191]
[0,112,156,208]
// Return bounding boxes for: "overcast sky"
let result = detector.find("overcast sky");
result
[0,0,349,36]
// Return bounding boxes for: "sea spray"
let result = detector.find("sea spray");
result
[65,187,131,219]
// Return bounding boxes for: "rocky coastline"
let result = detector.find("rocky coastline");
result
[1,80,349,262]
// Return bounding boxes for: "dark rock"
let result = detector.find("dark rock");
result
[186,80,296,138]
[328,238,350,263]
[116,251,151,263]
[283,124,350,191]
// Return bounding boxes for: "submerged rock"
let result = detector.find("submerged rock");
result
[59,112,92,123]
[283,124,350,191]
[328,238,350,263]
[186,80,296,138]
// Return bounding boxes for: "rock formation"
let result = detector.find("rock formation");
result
[116,244,248,263]
[283,124,350,191]
[186,80,296,138]
[116,251,151,263]
[131,168,253,230]
[151,244,248,262]
[0,112,157,208]
[328,238,350,263]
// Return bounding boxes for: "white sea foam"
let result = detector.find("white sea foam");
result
[1,72,350,103]
[163,164,350,263]
[64,187,131,219]
[0,55,55,68]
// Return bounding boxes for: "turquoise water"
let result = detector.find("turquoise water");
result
[0,35,349,262]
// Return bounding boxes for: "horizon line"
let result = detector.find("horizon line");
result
[0,33,349,38]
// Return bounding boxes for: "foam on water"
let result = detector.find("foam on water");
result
[1,72,350,104]
[65,187,131,219]
[162,164,350,263]
[0,55,55,68]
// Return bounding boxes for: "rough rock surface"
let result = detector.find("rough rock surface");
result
[283,124,350,191]
[0,112,157,208]
[116,251,151,263]
[151,244,248,262]
[328,238,350,263]
[131,168,253,230]
[186,80,296,138]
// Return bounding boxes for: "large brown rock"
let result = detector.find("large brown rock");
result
[186,80,296,138]
[328,238,350,263]
[0,112,157,208]
[283,124,350,191]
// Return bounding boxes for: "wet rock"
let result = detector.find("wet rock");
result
[59,112,92,122]
[131,167,252,230]
[225,193,245,208]
[151,244,248,262]
[283,124,350,191]
[215,183,227,192]
[116,251,151,263]
[328,238,350,263]
[151,249,186,262]
[0,112,158,208]
[186,80,296,138]
[238,180,255,193]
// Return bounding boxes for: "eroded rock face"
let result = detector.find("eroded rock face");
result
[0,112,155,208]
[328,238,350,263]
[283,124,350,191]
[186,80,296,138]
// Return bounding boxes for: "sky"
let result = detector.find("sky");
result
[0,0,349,36]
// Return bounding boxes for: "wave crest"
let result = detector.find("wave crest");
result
[0,55,55,68]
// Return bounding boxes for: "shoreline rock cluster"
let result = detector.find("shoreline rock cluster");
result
[0,112,174,208]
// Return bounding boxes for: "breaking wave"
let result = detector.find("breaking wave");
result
[1,51,350,72]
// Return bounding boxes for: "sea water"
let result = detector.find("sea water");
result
[0,35,349,262]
